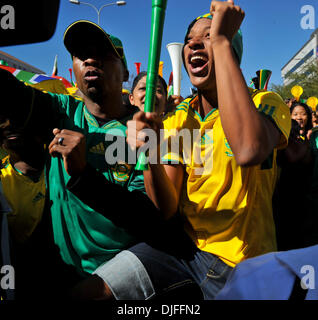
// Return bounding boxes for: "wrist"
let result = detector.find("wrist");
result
[211,36,232,50]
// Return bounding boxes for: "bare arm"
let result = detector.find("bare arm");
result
[144,163,184,220]
[0,68,59,140]
[127,111,184,219]
[210,1,281,166]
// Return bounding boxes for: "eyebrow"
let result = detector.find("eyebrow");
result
[189,25,210,35]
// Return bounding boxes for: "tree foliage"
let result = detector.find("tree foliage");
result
[271,60,318,101]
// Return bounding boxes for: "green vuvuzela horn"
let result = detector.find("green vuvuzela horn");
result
[135,0,168,171]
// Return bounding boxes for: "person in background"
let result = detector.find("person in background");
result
[0,117,79,299]
[290,101,313,140]
[273,101,314,251]
[0,117,46,245]
[129,71,183,117]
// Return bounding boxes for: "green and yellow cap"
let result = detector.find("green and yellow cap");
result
[64,20,128,79]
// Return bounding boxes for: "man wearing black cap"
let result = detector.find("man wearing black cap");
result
[0,20,148,291]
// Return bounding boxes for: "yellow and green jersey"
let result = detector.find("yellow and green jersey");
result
[0,156,45,244]
[162,89,291,267]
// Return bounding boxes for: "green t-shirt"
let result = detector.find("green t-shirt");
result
[45,93,144,275]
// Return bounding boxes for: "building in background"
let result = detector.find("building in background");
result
[281,28,318,85]
[0,50,45,74]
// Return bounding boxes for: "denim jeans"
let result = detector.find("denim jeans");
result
[93,241,233,300]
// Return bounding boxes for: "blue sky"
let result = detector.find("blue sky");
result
[1,0,317,97]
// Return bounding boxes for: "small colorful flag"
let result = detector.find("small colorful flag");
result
[69,68,75,86]
[52,55,58,76]
[0,65,72,94]
[0,65,56,84]
[51,75,73,88]
[167,71,173,97]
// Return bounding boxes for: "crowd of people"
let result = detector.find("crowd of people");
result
[0,0,318,300]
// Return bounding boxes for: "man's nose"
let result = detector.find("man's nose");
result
[188,37,204,50]
[84,57,102,68]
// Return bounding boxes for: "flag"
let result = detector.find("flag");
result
[0,65,70,94]
[51,75,73,88]
[69,68,75,86]
[0,65,56,84]
[52,55,58,76]
[167,71,173,97]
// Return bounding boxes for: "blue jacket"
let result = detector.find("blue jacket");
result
[215,245,318,300]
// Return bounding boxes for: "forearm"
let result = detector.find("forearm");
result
[144,163,181,220]
[212,40,275,165]
[0,68,34,125]
[0,68,57,139]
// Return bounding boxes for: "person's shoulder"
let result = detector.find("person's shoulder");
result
[251,89,291,148]
[47,91,83,103]
[46,92,85,115]
[163,95,195,126]
[250,88,288,112]
[251,88,290,124]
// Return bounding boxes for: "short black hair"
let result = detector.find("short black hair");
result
[131,71,167,97]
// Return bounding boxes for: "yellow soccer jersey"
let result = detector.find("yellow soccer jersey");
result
[0,156,45,244]
[162,89,291,267]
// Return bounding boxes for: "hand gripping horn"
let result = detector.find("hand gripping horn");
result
[135,0,168,171]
